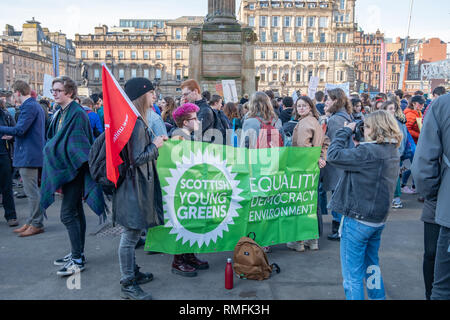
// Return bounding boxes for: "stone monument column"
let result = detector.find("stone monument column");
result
[206,0,237,25]
[188,0,257,98]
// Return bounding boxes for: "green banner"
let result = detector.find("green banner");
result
[145,140,321,254]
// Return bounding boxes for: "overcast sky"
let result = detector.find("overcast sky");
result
[1,0,448,44]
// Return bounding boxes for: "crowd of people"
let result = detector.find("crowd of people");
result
[0,76,448,301]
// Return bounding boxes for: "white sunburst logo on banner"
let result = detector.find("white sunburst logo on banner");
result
[162,150,244,248]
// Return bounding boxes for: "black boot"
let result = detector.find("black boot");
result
[134,265,153,285]
[327,220,340,241]
[120,279,152,300]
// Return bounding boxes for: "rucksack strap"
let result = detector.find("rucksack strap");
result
[247,232,256,241]
[271,263,281,274]
[443,154,450,168]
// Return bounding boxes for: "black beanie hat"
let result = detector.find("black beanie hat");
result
[411,95,425,105]
[124,78,155,101]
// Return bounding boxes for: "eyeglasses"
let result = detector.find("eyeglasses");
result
[50,89,65,94]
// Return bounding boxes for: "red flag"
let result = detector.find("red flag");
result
[102,64,140,186]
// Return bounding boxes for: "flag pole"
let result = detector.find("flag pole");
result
[398,0,414,90]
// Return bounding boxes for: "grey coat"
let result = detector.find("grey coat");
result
[322,110,354,191]
[112,118,164,230]
[411,93,450,228]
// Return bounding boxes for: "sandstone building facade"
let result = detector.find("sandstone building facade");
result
[74,17,204,97]
[238,0,358,96]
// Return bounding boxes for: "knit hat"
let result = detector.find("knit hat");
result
[124,78,155,101]
[411,95,425,105]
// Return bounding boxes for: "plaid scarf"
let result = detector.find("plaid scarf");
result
[40,101,105,218]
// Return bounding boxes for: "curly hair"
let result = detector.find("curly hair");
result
[247,92,276,121]
[327,88,352,115]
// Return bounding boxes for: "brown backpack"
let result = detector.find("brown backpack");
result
[233,232,280,281]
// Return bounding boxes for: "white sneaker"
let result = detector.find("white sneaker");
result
[401,186,417,194]
[304,239,319,251]
[56,259,85,277]
[287,241,305,252]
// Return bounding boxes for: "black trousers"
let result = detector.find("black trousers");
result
[0,154,16,221]
[423,222,440,300]
[60,169,86,260]
[431,226,450,300]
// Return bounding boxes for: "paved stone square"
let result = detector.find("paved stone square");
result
[0,191,425,300]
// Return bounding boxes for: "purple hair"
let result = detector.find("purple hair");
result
[172,103,200,123]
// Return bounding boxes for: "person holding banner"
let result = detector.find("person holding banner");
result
[112,78,167,300]
[321,88,354,241]
[327,110,402,300]
[286,96,330,252]
[169,103,210,277]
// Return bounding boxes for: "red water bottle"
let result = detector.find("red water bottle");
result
[225,258,233,290]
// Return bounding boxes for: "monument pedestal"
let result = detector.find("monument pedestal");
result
[188,1,257,99]
[77,86,91,98]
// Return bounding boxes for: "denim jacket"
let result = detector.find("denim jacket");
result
[327,127,400,223]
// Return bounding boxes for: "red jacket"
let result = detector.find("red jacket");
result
[404,108,422,144]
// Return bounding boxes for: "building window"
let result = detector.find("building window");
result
[320,51,326,60]
[272,16,279,27]
[249,3,255,10]
[143,69,149,78]
[93,69,100,80]
[156,51,162,59]
[308,32,314,43]
[283,72,289,82]
[131,51,137,59]
[296,70,301,82]
[272,32,278,43]
[284,32,290,42]
[320,70,325,81]
[106,50,112,58]
[296,17,303,27]
[260,16,267,27]
[118,51,124,59]
[340,0,346,10]
[285,51,290,60]
[176,69,182,81]
[296,51,302,60]
[261,51,266,60]
[81,50,87,59]
[131,68,137,78]
[143,51,150,59]
[273,51,278,60]
[156,69,161,80]
[342,33,347,43]
[248,16,255,27]
[296,33,302,43]
[308,71,313,81]
[175,30,182,40]
[284,16,291,27]
[337,33,341,43]
[119,69,125,80]
[94,51,100,59]
[320,33,326,43]
[260,71,266,82]
[309,52,314,60]
[307,17,316,28]
[273,71,278,81]
[176,51,182,59]
[260,31,267,42]
[319,17,328,28]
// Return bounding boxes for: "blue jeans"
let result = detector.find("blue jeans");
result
[401,170,414,187]
[332,211,342,222]
[431,226,450,300]
[340,216,386,300]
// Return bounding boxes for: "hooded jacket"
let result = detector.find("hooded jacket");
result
[404,108,422,144]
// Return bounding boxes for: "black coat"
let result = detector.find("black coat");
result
[112,118,164,230]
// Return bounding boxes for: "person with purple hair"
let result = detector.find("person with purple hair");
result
[168,103,210,277]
